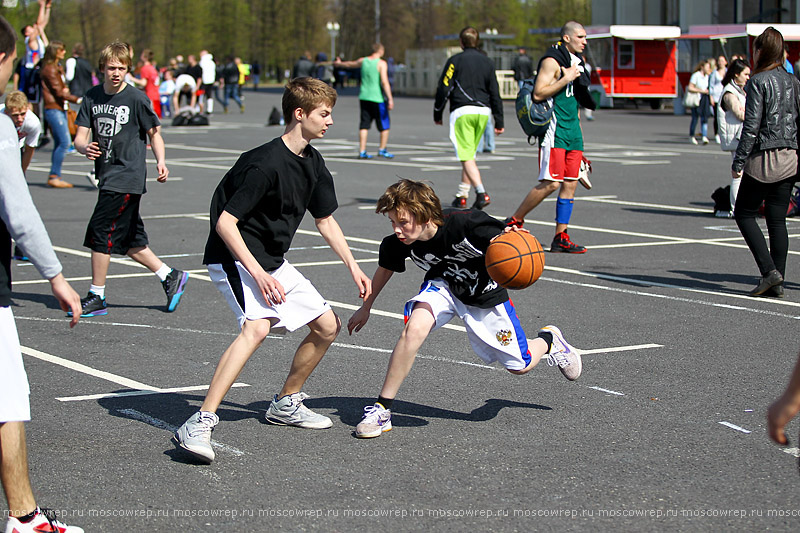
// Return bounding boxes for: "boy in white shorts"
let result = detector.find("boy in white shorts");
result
[347,179,582,438]
[173,77,372,464]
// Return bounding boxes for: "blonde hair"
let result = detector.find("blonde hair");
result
[98,41,132,72]
[4,90,29,111]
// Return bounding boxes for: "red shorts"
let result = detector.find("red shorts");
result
[538,146,583,182]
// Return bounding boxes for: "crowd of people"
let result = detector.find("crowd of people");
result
[3,4,800,529]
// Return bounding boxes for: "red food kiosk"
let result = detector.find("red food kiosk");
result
[585,25,681,109]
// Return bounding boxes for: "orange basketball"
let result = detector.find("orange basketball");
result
[485,231,545,289]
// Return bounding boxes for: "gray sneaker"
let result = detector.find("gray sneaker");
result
[265,392,332,429]
[356,403,392,438]
[173,411,219,464]
[541,325,582,381]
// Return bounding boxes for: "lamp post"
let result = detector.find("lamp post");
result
[326,22,340,60]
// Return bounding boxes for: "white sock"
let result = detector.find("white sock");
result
[89,285,105,299]
[155,263,171,282]
[456,183,470,198]
[475,184,486,194]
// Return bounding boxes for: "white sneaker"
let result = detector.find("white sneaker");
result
[702,136,710,145]
[356,403,392,438]
[85,168,98,188]
[173,411,219,464]
[690,136,698,145]
[541,325,582,381]
[5,508,84,533]
[715,134,721,144]
[265,392,332,429]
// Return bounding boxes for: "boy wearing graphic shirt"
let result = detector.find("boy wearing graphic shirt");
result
[347,179,582,438]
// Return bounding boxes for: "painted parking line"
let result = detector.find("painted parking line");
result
[57,383,250,402]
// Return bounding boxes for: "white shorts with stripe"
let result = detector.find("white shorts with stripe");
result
[0,307,31,422]
[404,279,531,371]
[208,261,331,332]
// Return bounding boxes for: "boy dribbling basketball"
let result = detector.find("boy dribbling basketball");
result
[347,179,582,438]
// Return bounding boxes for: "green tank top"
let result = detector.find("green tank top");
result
[552,80,583,150]
[359,57,384,103]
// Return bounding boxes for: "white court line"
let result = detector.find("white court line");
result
[27,165,184,182]
[118,408,245,457]
[719,421,751,434]
[782,447,800,458]
[21,346,158,391]
[588,386,625,396]
[57,383,250,402]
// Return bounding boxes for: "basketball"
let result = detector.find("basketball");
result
[485,231,545,289]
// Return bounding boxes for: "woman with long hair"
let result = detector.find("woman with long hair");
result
[732,27,800,297]
[687,59,713,144]
[39,40,80,188]
[717,58,750,215]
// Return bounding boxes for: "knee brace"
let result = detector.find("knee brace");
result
[555,197,574,225]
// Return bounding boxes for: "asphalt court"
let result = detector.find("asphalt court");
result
[8,89,800,531]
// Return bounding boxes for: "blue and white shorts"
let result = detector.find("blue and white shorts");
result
[404,279,531,371]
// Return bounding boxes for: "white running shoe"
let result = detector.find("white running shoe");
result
[540,325,582,381]
[265,392,332,429]
[85,168,98,188]
[356,403,392,438]
[702,136,710,145]
[5,507,84,533]
[690,136,698,145]
[173,411,219,464]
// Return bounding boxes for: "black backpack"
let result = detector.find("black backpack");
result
[267,106,283,126]
[515,77,553,144]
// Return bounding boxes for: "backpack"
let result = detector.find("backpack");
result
[711,185,731,214]
[267,106,283,126]
[188,114,209,126]
[515,77,553,144]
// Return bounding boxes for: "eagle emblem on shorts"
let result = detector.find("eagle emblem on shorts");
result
[496,329,513,346]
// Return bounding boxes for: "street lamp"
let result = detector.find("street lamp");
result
[326,22,340,60]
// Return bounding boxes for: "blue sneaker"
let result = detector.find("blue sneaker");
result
[68,292,107,317]
[377,148,394,159]
[163,269,189,312]
[358,151,373,159]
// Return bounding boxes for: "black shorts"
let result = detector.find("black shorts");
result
[84,190,149,255]
[359,100,391,131]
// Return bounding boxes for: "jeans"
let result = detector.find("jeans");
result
[479,116,495,152]
[44,108,70,177]
[734,173,796,277]
[224,84,243,110]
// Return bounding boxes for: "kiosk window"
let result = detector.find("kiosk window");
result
[618,42,635,69]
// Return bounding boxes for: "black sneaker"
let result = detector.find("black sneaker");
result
[472,192,491,210]
[68,292,107,317]
[163,269,189,312]
[551,232,586,254]
[451,196,467,209]
[504,216,524,229]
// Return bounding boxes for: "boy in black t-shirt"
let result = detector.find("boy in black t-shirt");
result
[347,179,582,438]
[73,41,188,317]
[173,77,372,464]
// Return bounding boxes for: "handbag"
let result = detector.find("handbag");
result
[66,107,78,139]
[683,89,701,108]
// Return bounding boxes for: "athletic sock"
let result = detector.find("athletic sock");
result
[155,263,171,282]
[536,331,554,352]
[456,183,470,198]
[475,184,486,194]
[377,396,394,410]
[89,284,105,298]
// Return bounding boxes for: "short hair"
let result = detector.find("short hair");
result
[4,90,29,110]
[376,179,444,227]
[142,48,155,63]
[0,16,17,59]
[561,21,584,40]
[371,43,384,54]
[98,41,132,72]
[753,27,785,74]
[459,27,479,49]
[72,42,85,56]
[282,77,337,124]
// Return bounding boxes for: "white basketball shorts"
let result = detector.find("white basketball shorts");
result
[0,306,32,422]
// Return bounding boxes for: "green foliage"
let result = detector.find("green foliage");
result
[0,0,590,77]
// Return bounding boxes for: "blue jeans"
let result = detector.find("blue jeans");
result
[224,84,242,110]
[45,108,70,177]
[479,116,495,152]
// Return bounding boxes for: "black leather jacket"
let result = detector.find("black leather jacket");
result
[733,67,800,173]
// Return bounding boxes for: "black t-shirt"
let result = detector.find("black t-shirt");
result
[203,137,338,271]
[186,64,203,83]
[378,208,509,308]
[75,84,160,194]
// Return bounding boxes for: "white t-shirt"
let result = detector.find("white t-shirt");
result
[175,74,197,93]
[0,104,41,149]
[690,71,710,92]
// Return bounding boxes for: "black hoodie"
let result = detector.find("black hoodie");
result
[539,41,596,111]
